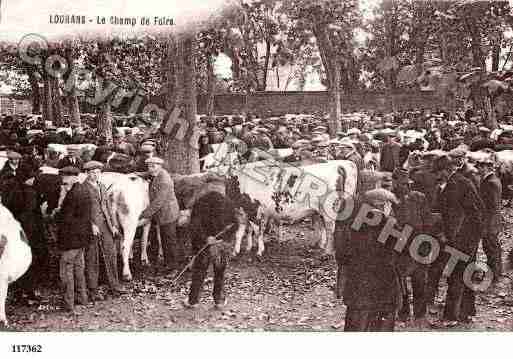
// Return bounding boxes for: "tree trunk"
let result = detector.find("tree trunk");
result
[42,77,54,124]
[329,65,342,135]
[65,49,81,127]
[161,35,200,175]
[206,54,215,118]
[492,43,500,72]
[28,70,41,114]
[260,39,271,91]
[97,79,114,144]
[314,25,341,136]
[97,99,113,145]
[51,77,63,126]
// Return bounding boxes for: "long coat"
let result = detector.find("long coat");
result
[480,172,502,237]
[380,142,401,172]
[140,168,180,225]
[83,181,117,235]
[438,172,484,255]
[338,211,402,312]
[55,182,93,251]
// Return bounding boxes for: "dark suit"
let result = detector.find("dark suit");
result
[140,168,182,269]
[380,142,401,172]
[480,172,503,279]
[393,190,434,320]
[83,180,122,293]
[55,182,91,309]
[427,172,484,321]
[57,155,83,170]
[338,211,402,331]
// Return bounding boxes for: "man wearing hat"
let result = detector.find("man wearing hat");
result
[470,126,495,152]
[134,142,156,172]
[113,132,136,157]
[427,155,484,325]
[82,161,127,300]
[0,151,26,214]
[380,134,401,172]
[391,168,434,325]
[475,153,503,281]
[449,148,481,190]
[139,157,182,274]
[57,144,83,169]
[54,166,90,312]
[338,188,403,331]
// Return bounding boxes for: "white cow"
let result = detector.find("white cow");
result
[209,159,357,256]
[0,204,32,327]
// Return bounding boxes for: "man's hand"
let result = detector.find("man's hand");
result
[112,226,119,238]
[92,224,100,236]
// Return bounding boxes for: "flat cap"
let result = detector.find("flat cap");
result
[392,168,413,183]
[140,144,154,153]
[292,140,310,149]
[59,166,80,176]
[145,157,165,165]
[7,151,22,160]
[83,161,104,171]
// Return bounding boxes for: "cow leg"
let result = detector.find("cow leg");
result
[256,218,266,257]
[0,276,8,327]
[313,214,327,249]
[140,223,151,266]
[156,225,163,262]
[324,220,336,256]
[232,225,244,256]
[121,224,138,282]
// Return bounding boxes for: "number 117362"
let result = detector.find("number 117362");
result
[11,345,42,353]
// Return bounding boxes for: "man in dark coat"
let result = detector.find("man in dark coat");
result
[380,134,401,172]
[391,169,434,324]
[54,166,91,312]
[57,144,83,169]
[428,155,484,324]
[185,191,246,309]
[338,189,403,331]
[470,127,495,152]
[82,161,127,300]
[139,157,182,273]
[476,154,503,281]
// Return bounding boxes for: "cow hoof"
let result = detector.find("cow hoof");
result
[122,274,133,282]
[231,250,239,257]
[0,320,8,330]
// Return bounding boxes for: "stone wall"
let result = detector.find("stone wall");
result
[197,90,460,115]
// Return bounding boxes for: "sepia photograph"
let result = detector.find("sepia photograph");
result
[0,0,513,354]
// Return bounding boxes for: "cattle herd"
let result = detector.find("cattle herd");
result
[0,108,513,330]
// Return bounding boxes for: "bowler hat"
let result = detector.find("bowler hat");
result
[59,166,80,176]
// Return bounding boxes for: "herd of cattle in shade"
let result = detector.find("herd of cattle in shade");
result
[2,129,513,327]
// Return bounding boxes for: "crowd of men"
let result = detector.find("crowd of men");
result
[0,107,511,330]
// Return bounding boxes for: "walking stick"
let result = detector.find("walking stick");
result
[170,223,235,285]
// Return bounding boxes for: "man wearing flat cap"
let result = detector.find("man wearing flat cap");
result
[427,154,484,325]
[470,126,495,152]
[134,142,156,172]
[57,144,83,170]
[391,168,434,325]
[139,157,182,274]
[54,166,90,312]
[82,161,127,300]
[475,154,503,281]
[0,151,26,216]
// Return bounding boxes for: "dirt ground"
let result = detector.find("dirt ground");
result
[5,206,513,332]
